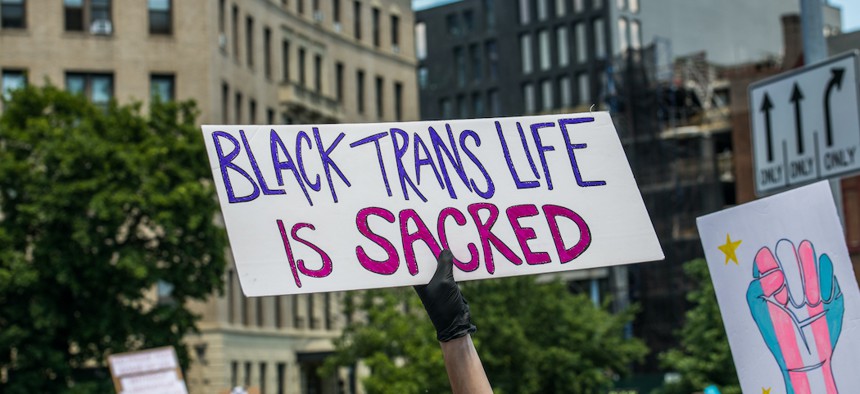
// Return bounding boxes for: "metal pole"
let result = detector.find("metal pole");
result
[801,0,844,225]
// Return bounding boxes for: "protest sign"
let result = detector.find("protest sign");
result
[202,112,662,296]
[697,181,860,394]
[107,347,187,394]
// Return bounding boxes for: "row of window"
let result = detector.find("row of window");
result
[0,0,172,35]
[449,40,499,88]
[226,270,336,330]
[520,0,621,25]
[230,360,288,394]
[522,74,591,113]
[438,89,501,120]
[521,19,609,74]
[1,69,174,103]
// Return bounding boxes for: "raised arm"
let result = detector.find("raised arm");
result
[414,250,492,394]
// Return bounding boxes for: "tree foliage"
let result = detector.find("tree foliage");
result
[323,275,648,394]
[0,85,227,393]
[656,258,740,394]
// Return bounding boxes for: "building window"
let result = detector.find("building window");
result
[66,72,113,107]
[371,7,380,47]
[232,5,239,61]
[617,0,625,11]
[353,1,361,40]
[259,363,267,394]
[418,66,428,89]
[64,0,111,34]
[575,22,586,63]
[356,69,365,113]
[324,292,332,330]
[518,0,529,25]
[267,107,275,124]
[148,0,171,35]
[594,18,605,59]
[221,82,229,123]
[440,98,452,119]
[375,76,383,119]
[150,73,175,101]
[457,95,467,118]
[520,34,532,74]
[578,72,589,104]
[1,0,24,28]
[333,0,341,27]
[538,29,550,71]
[308,294,316,329]
[560,76,572,107]
[484,0,495,29]
[244,362,252,387]
[485,40,498,80]
[488,89,499,116]
[282,40,290,81]
[335,62,344,102]
[555,0,566,16]
[618,17,628,53]
[454,47,466,87]
[630,19,641,49]
[629,0,638,13]
[446,13,459,35]
[312,0,320,20]
[277,363,286,394]
[593,0,603,9]
[249,99,257,124]
[541,79,553,111]
[415,22,427,60]
[231,361,238,388]
[537,0,548,21]
[472,93,484,117]
[314,54,322,93]
[470,44,482,82]
[394,81,403,121]
[291,296,301,328]
[523,83,535,114]
[298,0,304,15]
[463,10,473,33]
[264,27,272,79]
[235,92,242,124]
[2,69,26,100]
[246,16,254,67]
[219,0,225,34]
[574,0,584,12]
[390,14,400,52]
[298,47,306,87]
[557,26,569,66]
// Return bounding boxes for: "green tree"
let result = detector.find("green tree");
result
[656,259,740,394]
[324,275,647,394]
[0,85,227,393]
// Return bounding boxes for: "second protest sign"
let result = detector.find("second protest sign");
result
[202,112,663,296]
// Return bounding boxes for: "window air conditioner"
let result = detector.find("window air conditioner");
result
[90,19,112,35]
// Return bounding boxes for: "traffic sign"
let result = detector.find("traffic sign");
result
[749,51,860,196]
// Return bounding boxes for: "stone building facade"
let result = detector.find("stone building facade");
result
[1,1,418,393]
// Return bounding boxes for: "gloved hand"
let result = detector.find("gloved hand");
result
[414,250,477,342]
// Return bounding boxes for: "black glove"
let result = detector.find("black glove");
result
[414,249,477,342]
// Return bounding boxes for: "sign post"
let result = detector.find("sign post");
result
[749,51,860,197]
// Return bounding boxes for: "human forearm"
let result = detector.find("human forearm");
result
[440,334,492,394]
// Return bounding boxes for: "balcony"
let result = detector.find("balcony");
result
[279,81,341,123]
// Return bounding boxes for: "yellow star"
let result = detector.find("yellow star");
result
[762,388,771,394]
[718,233,742,265]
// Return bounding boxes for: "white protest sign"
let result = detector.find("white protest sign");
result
[108,347,188,394]
[697,181,860,394]
[202,112,663,296]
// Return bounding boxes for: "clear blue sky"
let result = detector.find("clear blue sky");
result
[830,0,860,32]
[413,0,860,32]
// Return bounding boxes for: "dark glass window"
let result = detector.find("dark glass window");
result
[150,73,175,101]
[148,0,171,35]
[66,72,113,108]
[1,0,25,29]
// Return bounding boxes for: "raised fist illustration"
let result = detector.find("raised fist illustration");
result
[747,240,844,394]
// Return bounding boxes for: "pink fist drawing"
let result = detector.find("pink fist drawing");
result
[747,240,844,394]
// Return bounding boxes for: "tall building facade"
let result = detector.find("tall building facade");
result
[416,0,639,120]
[1,1,418,393]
